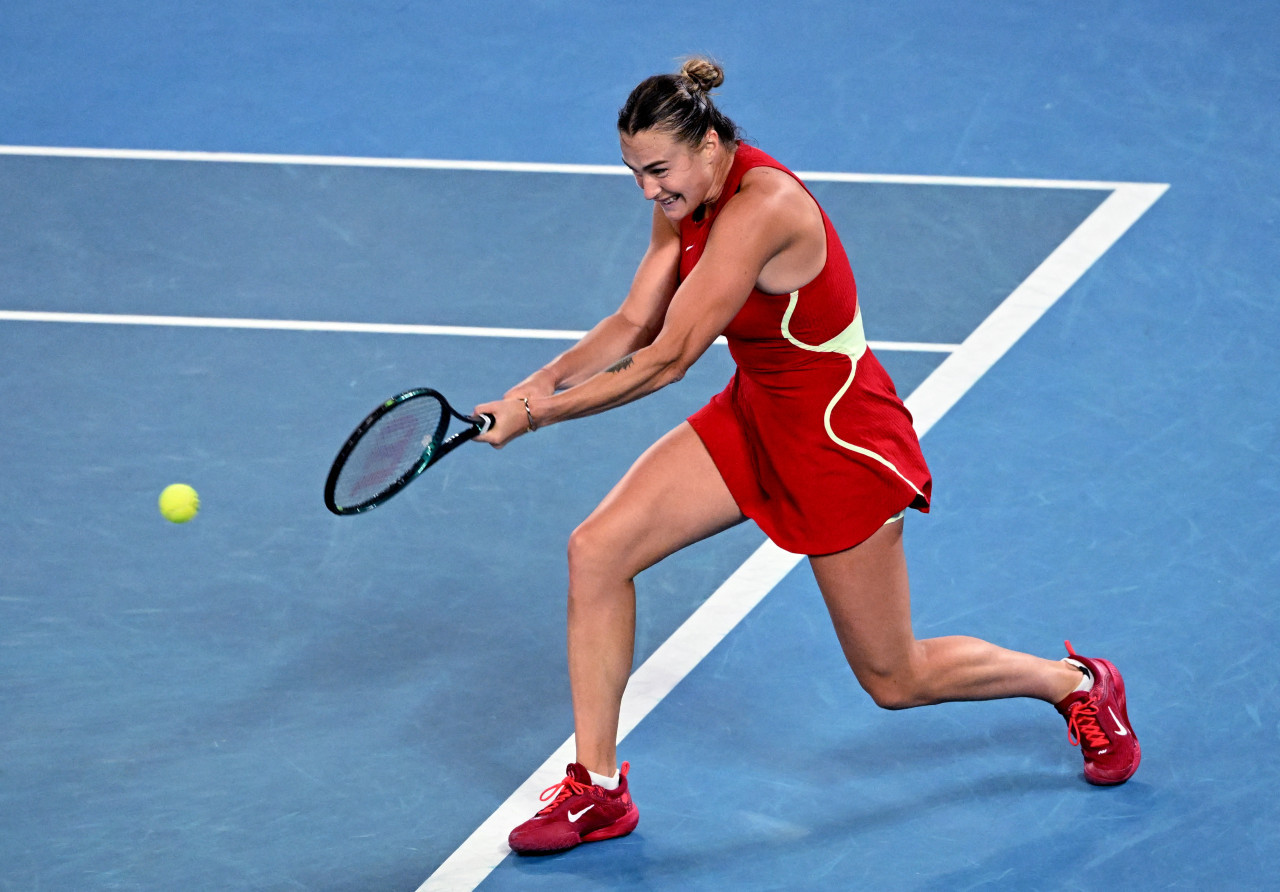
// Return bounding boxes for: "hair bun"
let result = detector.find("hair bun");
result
[679,57,725,93]
[617,58,741,146]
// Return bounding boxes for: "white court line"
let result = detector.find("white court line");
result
[1,144,1145,191]
[0,311,959,354]
[418,179,1168,891]
[0,311,587,342]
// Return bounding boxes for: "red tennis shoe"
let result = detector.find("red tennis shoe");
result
[508,762,639,855]
[1055,641,1141,785]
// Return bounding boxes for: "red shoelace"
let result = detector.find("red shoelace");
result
[536,773,592,816]
[1064,698,1111,750]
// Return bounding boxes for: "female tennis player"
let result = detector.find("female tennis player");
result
[475,57,1139,855]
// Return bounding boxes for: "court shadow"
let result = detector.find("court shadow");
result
[492,769,1086,892]
[488,715,1115,890]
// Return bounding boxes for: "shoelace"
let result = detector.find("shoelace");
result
[535,773,592,816]
[1064,698,1111,750]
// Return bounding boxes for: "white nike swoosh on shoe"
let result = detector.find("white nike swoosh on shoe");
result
[567,805,594,822]
[1108,706,1130,736]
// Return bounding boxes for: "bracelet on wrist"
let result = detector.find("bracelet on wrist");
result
[521,397,538,432]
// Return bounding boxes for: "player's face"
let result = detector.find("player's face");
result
[620,128,720,222]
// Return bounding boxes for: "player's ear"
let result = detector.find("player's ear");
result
[702,128,719,156]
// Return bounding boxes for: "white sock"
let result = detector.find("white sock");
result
[1065,658,1094,693]
[588,768,620,790]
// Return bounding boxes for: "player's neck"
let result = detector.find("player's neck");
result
[700,143,738,213]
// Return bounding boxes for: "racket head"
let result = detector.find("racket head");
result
[324,388,451,515]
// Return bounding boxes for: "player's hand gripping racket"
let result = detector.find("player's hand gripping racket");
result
[324,388,493,515]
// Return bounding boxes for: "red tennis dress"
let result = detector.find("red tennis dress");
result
[686,146,931,555]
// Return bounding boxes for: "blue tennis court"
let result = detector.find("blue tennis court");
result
[2,3,1277,890]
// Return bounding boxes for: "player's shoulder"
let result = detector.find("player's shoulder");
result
[724,161,817,235]
[736,162,810,211]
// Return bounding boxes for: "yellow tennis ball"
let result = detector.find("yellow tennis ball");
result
[159,483,200,523]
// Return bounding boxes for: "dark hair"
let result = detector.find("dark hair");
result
[617,57,742,148]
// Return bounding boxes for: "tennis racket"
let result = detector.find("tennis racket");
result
[324,388,493,515]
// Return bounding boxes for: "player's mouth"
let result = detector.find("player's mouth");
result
[657,193,681,210]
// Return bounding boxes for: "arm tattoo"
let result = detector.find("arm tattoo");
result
[606,355,635,374]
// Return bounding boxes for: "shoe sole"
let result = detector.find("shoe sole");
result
[1083,657,1141,785]
[1086,740,1142,785]
[510,809,639,855]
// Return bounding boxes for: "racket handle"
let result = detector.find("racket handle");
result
[476,413,495,434]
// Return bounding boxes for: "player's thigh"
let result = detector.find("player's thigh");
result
[807,519,916,677]
[574,422,745,577]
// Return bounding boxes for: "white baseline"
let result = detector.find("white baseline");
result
[0,311,956,354]
[2,143,1148,191]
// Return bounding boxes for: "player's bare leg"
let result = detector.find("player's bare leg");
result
[808,518,1083,708]
[565,422,744,776]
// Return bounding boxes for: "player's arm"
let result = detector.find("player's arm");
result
[502,206,681,400]
[487,170,811,437]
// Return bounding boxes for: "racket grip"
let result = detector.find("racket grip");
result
[476,413,495,434]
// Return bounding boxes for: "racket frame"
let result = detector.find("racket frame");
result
[324,388,492,515]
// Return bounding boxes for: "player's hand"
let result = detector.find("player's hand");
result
[474,397,530,448]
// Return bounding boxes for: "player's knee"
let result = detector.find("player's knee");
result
[856,666,930,711]
[566,516,619,580]
[865,684,921,711]
[566,523,595,575]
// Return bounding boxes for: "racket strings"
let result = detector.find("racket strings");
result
[332,397,444,508]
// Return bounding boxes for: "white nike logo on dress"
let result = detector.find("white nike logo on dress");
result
[567,805,594,822]
[1108,706,1130,736]
[684,244,694,251]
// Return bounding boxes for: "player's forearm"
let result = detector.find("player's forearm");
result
[529,341,685,427]
[540,313,658,390]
